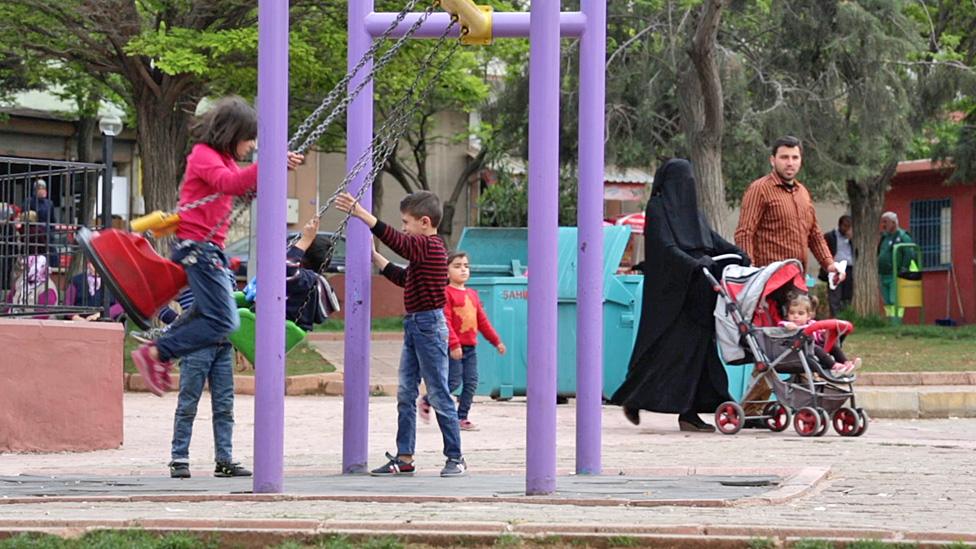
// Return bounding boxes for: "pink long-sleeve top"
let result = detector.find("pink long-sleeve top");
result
[175,143,257,247]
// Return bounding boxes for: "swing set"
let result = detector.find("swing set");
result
[80,0,608,496]
[78,0,470,360]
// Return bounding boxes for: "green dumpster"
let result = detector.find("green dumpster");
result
[457,226,640,400]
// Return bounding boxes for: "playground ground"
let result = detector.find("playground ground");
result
[1,388,975,547]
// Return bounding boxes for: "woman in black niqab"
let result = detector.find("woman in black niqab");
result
[610,159,750,432]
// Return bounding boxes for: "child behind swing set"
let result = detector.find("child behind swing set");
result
[779,292,861,377]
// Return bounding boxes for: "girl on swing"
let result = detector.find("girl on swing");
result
[130,96,303,479]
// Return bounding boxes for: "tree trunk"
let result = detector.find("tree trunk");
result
[76,115,97,226]
[134,95,193,214]
[677,0,730,238]
[847,161,897,317]
[439,148,487,247]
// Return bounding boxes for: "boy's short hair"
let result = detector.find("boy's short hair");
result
[190,96,258,159]
[447,250,468,265]
[301,235,333,273]
[400,190,442,227]
[771,135,803,156]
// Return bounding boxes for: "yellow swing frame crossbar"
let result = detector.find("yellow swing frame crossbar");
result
[130,210,182,237]
[440,0,493,45]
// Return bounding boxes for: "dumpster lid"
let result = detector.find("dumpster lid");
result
[456,227,529,276]
[557,226,631,299]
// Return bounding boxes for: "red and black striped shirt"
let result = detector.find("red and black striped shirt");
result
[372,220,447,313]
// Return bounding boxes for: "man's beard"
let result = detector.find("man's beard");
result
[774,168,794,185]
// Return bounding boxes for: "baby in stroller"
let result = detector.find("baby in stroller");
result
[780,292,861,377]
[707,258,869,436]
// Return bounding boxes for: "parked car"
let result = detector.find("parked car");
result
[225,231,346,286]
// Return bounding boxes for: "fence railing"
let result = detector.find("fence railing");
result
[1,156,111,319]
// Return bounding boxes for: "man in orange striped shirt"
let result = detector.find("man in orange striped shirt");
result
[734,136,846,281]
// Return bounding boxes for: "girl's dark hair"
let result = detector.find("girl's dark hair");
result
[447,251,468,264]
[190,96,258,159]
[301,235,332,273]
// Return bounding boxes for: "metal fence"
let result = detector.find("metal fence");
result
[1,156,109,319]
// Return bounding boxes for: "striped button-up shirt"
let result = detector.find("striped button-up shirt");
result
[734,171,833,270]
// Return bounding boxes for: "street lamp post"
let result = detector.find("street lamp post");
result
[98,114,123,319]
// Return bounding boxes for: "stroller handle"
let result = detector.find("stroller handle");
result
[701,254,744,291]
[803,319,854,353]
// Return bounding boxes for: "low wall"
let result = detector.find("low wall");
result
[326,274,405,320]
[0,319,123,452]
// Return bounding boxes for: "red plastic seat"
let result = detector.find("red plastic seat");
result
[76,228,186,329]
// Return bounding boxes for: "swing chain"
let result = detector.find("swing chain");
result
[292,21,462,322]
[291,0,443,155]
[171,0,439,222]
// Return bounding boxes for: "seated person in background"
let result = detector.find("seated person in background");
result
[779,292,860,376]
[65,261,124,321]
[5,255,58,318]
[284,216,340,331]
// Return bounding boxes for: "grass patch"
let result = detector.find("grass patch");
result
[314,316,404,332]
[122,338,335,377]
[842,324,976,372]
[0,530,218,548]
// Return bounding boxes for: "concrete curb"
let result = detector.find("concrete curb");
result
[124,372,398,398]
[2,518,974,547]
[123,372,976,418]
[856,371,976,386]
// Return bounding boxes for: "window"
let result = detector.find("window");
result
[909,198,951,270]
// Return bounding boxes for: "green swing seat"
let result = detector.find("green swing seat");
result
[228,292,307,366]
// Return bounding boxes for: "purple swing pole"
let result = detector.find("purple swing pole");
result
[253,0,289,493]
[575,0,607,475]
[342,0,374,474]
[526,0,560,496]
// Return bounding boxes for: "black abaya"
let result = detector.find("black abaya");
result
[610,159,748,414]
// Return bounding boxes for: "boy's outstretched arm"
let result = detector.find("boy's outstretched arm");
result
[335,192,377,228]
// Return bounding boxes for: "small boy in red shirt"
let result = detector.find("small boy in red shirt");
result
[420,251,506,431]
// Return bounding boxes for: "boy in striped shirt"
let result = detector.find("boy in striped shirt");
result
[336,190,466,478]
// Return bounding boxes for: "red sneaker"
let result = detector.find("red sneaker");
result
[131,344,173,396]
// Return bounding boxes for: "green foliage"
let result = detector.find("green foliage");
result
[790,540,834,549]
[0,530,218,549]
[748,538,777,549]
[476,166,579,227]
[606,535,640,547]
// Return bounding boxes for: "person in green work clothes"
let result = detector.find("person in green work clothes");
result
[877,211,914,323]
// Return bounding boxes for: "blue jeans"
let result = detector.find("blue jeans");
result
[155,241,239,362]
[448,345,478,420]
[396,309,461,459]
[170,342,236,463]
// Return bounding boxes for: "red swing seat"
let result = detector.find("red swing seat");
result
[76,228,187,329]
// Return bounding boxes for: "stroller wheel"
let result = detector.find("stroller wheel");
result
[832,407,860,436]
[763,402,790,432]
[853,408,870,436]
[793,406,821,437]
[814,408,830,437]
[714,401,745,435]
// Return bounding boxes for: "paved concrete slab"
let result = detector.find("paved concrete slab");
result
[0,472,784,506]
[2,390,975,543]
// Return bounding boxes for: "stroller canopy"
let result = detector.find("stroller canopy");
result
[714,259,807,363]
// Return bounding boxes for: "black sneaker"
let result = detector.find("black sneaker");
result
[440,457,467,477]
[214,461,252,477]
[169,461,190,479]
[370,452,416,476]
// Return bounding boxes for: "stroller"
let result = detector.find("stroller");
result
[703,257,868,437]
